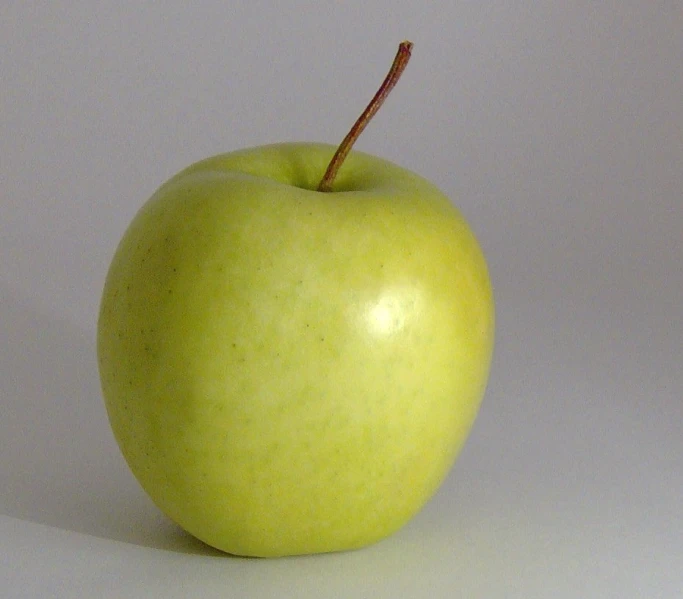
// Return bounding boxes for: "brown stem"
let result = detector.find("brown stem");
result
[317,41,414,192]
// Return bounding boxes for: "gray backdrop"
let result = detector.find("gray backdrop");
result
[2,2,681,597]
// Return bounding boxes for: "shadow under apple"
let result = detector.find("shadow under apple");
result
[0,283,222,556]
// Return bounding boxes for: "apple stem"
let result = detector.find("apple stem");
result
[317,41,414,192]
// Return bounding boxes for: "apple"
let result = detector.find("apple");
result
[97,42,494,557]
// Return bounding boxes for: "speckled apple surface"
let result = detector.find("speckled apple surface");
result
[97,143,494,556]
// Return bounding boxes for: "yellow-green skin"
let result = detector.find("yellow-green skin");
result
[97,142,494,557]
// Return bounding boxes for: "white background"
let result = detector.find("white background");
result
[1,2,682,597]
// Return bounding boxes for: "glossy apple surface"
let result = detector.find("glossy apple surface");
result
[97,142,494,557]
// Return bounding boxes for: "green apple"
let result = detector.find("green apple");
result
[97,43,494,557]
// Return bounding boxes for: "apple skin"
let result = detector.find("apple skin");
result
[97,142,494,557]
